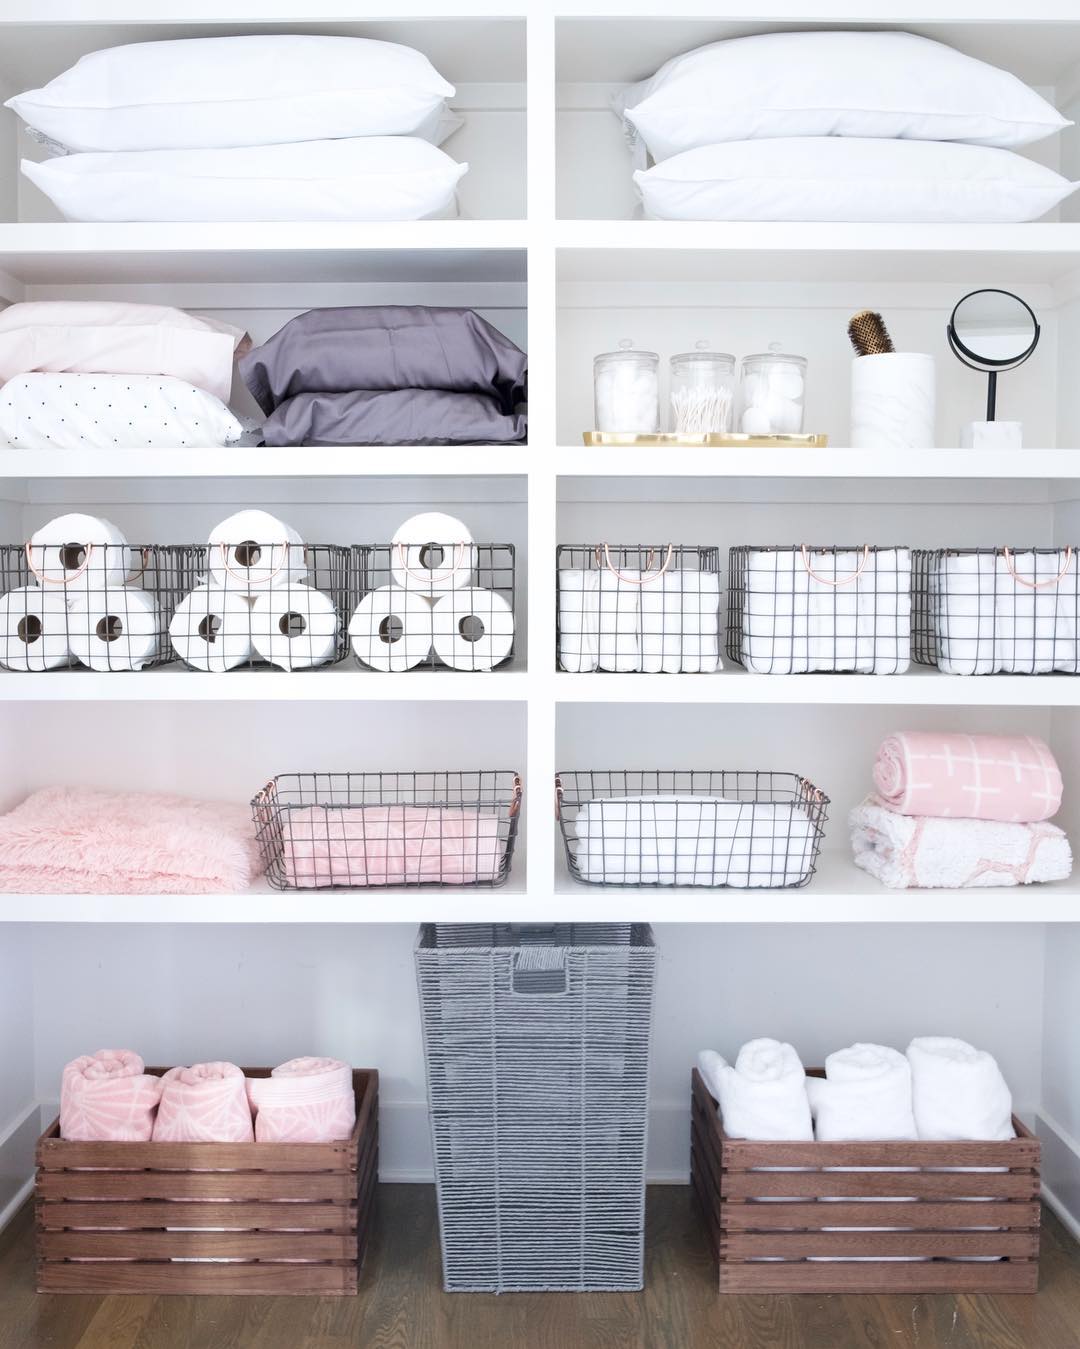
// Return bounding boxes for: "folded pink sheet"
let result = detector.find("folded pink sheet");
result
[247,1057,356,1143]
[873,732,1062,823]
[152,1062,254,1143]
[0,786,264,894]
[281,805,504,888]
[60,1049,162,1141]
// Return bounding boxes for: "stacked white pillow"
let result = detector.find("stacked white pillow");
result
[617,31,1078,223]
[7,35,467,222]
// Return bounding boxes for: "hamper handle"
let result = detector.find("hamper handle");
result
[800,544,871,587]
[596,542,674,585]
[509,774,523,818]
[393,540,471,585]
[252,778,278,809]
[1002,546,1074,589]
[554,774,564,820]
[511,946,569,996]
[217,539,296,586]
[25,540,95,585]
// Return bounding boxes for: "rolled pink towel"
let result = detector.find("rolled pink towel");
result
[873,732,1062,823]
[153,1062,254,1143]
[247,1057,356,1143]
[60,1049,162,1141]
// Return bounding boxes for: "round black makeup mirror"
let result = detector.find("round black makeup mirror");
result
[947,288,1040,421]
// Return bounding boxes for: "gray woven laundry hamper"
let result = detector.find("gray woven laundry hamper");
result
[415,923,657,1293]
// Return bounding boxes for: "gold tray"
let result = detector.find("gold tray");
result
[582,431,828,448]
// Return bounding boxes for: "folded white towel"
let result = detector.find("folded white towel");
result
[640,570,721,674]
[573,795,816,887]
[598,569,640,671]
[906,1037,1014,1141]
[806,1043,917,1141]
[557,568,600,673]
[850,795,1072,890]
[698,1040,813,1141]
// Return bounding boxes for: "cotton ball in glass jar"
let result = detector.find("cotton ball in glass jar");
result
[768,362,805,401]
[769,397,803,433]
[741,372,768,407]
[741,407,772,435]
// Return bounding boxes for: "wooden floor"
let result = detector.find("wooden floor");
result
[3,1185,1080,1349]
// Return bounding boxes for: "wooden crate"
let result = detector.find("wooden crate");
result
[35,1067,378,1295]
[690,1067,1041,1294]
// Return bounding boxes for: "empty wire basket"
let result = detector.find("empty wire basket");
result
[252,771,522,890]
[727,544,911,674]
[0,542,200,672]
[350,542,515,672]
[557,770,829,889]
[913,546,1080,674]
[170,542,354,672]
[415,922,657,1292]
[557,543,721,673]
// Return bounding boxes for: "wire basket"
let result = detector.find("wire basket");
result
[556,543,721,673]
[170,542,354,672]
[727,544,911,674]
[556,769,829,889]
[913,546,1080,674]
[415,922,656,1292]
[0,541,200,672]
[252,770,522,890]
[350,543,515,672]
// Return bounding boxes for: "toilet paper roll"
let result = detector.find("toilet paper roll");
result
[431,587,514,671]
[169,585,257,673]
[207,510,307,592]
[27,513,131,588]
[251,584,339,671]
[0,586,74,671]
[391,511,476,594]
[349,585,434,672]
[68,587,161,671]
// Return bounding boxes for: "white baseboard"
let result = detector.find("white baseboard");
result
[0,1101,42,1231]
[1035,1109,1080,1241]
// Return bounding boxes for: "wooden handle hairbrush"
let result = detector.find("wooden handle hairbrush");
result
[848,310,895,357]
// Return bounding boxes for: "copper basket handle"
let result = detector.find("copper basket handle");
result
[1002,546,1074,590]
[393,540,471,585]
[509,774,523,818]
[596,542,675,585]
[217,539,299,586]
[801,544,871,587]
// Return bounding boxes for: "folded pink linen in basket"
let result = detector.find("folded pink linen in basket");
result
[0,786,264,894]
[873,732,1062,823]
[152,1062,254,1143]
[280,804,504,887]
[247,1057,355,1143]
[60,1049,162,1141]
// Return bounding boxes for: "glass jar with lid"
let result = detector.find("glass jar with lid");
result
[738,343,808,435]
[669,341,736,434]
[593,339,660,434]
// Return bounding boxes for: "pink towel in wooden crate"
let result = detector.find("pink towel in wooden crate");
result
[0,786,264,893]
[247,1057,355,1143]
[153,1062,254,1143]
[873,732,1062,823]
[60,1049,162,1141]
[280,804,503,887]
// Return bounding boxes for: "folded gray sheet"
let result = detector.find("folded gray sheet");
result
[261,388,527,446]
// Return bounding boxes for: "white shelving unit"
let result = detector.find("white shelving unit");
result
[0,1,1079,1260]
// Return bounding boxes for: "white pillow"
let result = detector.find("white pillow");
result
[635,138,1079,223]
[5,35,456,152]
[22,138,468,224]
[618,31,1070,163]
[0,373,243,451]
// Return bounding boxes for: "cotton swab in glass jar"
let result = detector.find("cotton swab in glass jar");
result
[671,385,733,434]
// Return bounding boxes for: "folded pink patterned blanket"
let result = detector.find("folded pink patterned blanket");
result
[873,732,1062,823]
[153,1062,254,1143]
[0,786,264,893]
[280,805,504,888]
[247,1057,356,1143]
[60,1049,162,1141]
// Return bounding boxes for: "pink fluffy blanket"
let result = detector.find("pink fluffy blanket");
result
[0,786,264,893]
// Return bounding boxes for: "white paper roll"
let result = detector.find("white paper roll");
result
[27,513,131,588]
[431,587,514,671]
[251,584,339,670]
[349,585,434,672]
[207,510,307,592]
[68,587,161,671]
[169,585,257,673]
[0,586,74,670]
[391,511,476,594]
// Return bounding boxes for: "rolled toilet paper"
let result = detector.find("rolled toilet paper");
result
[170,585,257,673]
[68,587,161,671]
[27,513,131,588]
[349,585,434,672]
[850,353,936,450]
[391,511,476,594]
[0,586,74,670]
[431,587,514,671]
[251,584,339,670]
[207,510,307,592]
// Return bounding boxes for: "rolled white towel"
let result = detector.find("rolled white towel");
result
[699,1039,813,1141]
[806,1043,917,1141]
[906,1037,1014,1141]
